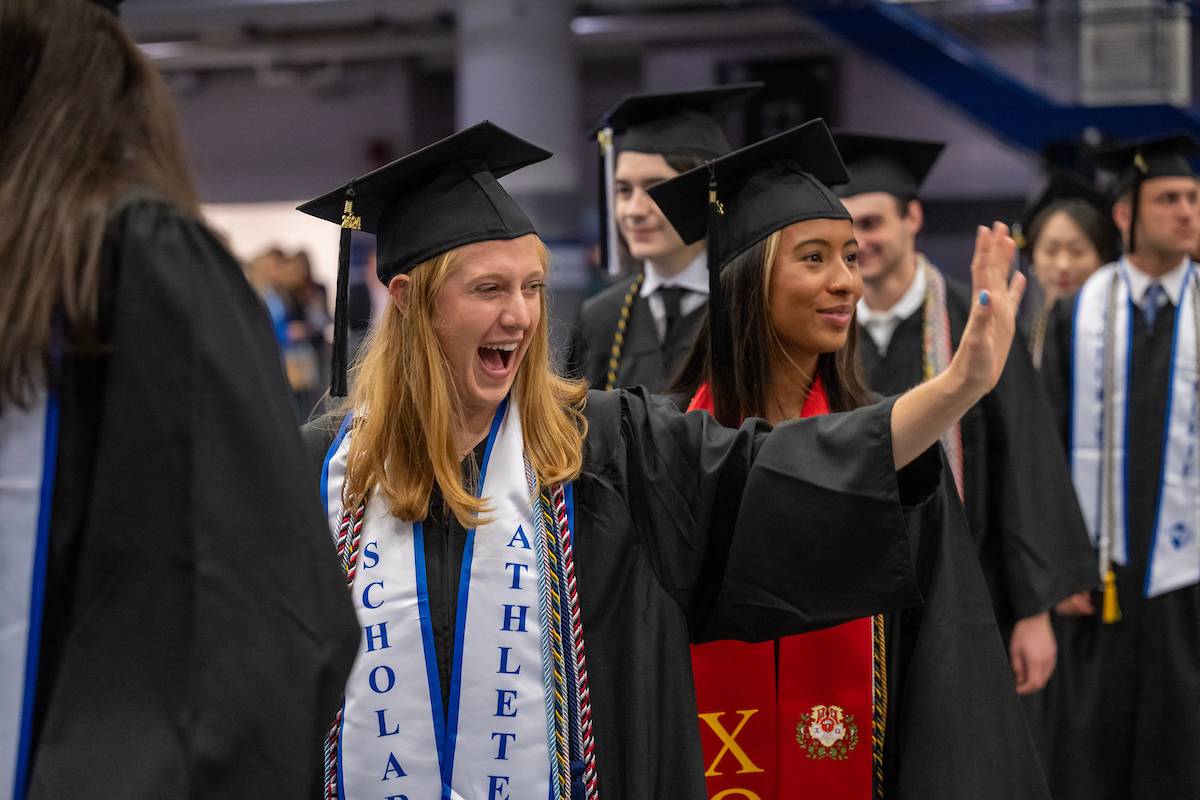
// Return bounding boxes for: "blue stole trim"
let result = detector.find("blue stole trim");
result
[440,397,509,799]
[1143,262,1193,594]
[12,389,60,800]
[322,411,354,800]
[321,413,354,519]
[335,701,347,800]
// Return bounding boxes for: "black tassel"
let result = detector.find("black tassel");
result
[597,130,612,277]
[331,185,359,398]
[1128,178,1142,255]
[1128,149,1148,255]
[706,164,732,426]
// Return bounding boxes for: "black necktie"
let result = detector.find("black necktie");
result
[658,286,685,345]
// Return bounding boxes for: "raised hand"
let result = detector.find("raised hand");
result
[950,222,1026,400]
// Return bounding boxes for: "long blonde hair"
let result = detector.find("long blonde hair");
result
[340,238,587,527]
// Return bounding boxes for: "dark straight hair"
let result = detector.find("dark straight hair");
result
[670,228,875,425]
[0,0,198,408]
[1026,198,1120,266]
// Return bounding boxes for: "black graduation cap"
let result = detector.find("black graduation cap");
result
[1087,132,1199,253]
[647,118,850,423]
[1013,169,1110,251]
[832,133,945,201]
[593,83,763,159]
[298,121,552,396]
[590,83,762,274]
[91,0,124,13]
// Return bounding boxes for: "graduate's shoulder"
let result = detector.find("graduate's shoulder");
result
[105,194,252,297]
[580,386,691,468]
[575,274,642,335]
[300,414,346,484]
[1050,261,1121,330]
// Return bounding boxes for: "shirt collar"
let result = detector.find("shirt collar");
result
[640,252,710,298]
[857,260,927,324]
[1121,255,1192,306]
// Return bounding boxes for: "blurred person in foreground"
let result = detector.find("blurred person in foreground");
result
[836,134,1094,700]
[0,0,357,797]
[1039,134,1200,800]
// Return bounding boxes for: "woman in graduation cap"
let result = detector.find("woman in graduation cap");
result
[651,119,1051,800]
[1015,170,1118,368]
[0,1,359,797]
[299,118,1026,800]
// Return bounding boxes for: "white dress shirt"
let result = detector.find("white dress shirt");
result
[640,253,710,341]
[1122,255,1192,308]
[856,265,928,356]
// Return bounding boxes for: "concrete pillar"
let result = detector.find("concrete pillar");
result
[456,0,580,199]
[455,0,587,350]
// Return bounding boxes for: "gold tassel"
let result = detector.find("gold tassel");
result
[1102,568,1122,624]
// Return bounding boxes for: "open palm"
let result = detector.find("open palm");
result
[954,222,1026,397]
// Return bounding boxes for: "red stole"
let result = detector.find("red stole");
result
[688,378,876,799]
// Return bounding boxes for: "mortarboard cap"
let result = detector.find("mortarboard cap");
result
[1086,132,1199,253]
[1014,169,1110,251]
[833,133,945,201]
[590,83,762,275]
[1089,132,1198,191]
[298,121,551,396]
[592,83,763,160]
[90,0,124,13]
[647,118,850,423]
[648,117,850,268]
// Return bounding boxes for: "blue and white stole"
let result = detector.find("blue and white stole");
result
[1071,258,1200,598]
[0,389,60,799]
[322,398,560,800]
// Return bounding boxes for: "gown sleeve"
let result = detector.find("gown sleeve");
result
[980,330,1096,622]
[28,200,360,800]
[1038,297,1077,448]
[888,464,1053,800]
[583,387,939,643]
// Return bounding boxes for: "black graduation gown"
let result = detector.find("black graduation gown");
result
[565,274,706,391]
[1039,297,1200,800]
[306,388,1051,799]
[24,199,359,799]
[857,276,1095,633]
[882,463,1052,799]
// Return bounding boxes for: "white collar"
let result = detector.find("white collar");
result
[857,261,927,324]
[1122,255,1192,306]
[640,252,710,298]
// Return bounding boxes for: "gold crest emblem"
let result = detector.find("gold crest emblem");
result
[796,704,859,760]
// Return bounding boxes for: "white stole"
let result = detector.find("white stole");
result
[0,390,57,799]
[322,399,552,800]
[1071,260,1200,597]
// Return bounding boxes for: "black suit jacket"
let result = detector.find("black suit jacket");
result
[566,274,706,392]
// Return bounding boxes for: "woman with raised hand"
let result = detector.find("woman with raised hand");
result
[0,1,358,797]
[298,119,1023,799]
[654,120,1049,800]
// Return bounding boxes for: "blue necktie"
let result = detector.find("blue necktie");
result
[1141,283,1166,328]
